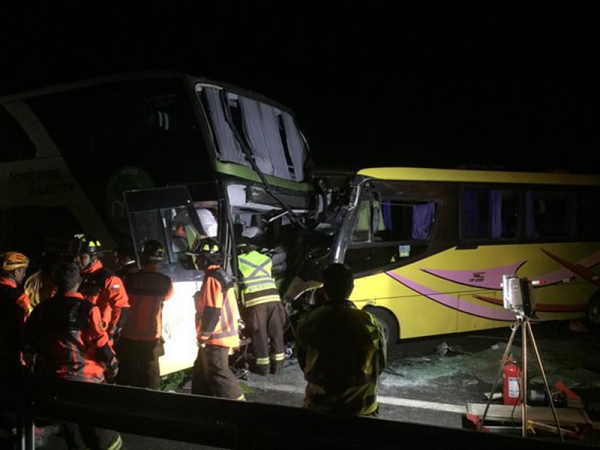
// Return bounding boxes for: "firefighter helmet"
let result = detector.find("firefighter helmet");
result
[140,239,165,262]
[194,237,223,266]
[0,251,29,271]
[68,234,102,255]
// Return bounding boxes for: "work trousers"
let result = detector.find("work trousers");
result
[115,337,163,390]
[191,345,245,400]
[245,301,286,374]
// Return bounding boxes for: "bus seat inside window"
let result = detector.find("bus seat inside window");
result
[196,207,218,237]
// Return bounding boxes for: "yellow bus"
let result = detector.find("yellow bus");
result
[0,71,317,374]
[285,166,600,345]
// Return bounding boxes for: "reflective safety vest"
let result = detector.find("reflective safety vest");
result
[237,250,280,308]
[194,266,240,348]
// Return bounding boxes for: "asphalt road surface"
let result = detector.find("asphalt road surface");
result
[34,320,600,449]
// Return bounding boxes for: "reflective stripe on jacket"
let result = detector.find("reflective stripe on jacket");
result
[194,266,240,348]
[238,250,280,308]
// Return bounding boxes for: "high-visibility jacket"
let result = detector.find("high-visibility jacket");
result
[237,250,280,308]
[79,260,129,340]
[121,265,174,341]
[194,265,240,348]
[23,292,115,383]
[295,300,387,416]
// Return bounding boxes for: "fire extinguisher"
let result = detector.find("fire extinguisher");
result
[502,358,522,405]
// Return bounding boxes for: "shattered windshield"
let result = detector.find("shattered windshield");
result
[197,84,309,183]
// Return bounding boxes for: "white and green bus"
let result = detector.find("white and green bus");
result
[0,70,321,374]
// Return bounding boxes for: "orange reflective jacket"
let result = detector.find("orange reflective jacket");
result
[121,266,174,341]
[194,265,240,348]
[79,260,129,339]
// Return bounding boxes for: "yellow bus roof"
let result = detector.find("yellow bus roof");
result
[357,167,600,186]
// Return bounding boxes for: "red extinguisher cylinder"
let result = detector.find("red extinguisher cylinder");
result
[502,361,522,405]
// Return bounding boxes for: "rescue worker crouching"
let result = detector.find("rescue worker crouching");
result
[295,263,387,417]
[67,234,130,345]
[237,238,286,375]
[191,238,245,401]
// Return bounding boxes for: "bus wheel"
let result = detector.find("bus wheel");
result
[365,307,399,348]
[585,293,600,329]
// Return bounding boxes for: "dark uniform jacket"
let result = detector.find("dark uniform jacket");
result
[24,292,115,383]
[296,300,387,416]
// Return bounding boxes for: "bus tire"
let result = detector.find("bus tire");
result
[365,307,399,348]
[585,292,600,329]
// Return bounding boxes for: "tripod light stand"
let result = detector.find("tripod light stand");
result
[478,275,563,440]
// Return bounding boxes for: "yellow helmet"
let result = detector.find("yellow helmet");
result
[193,238,223,266]
[68,234,102,256]
[0,251,29,271]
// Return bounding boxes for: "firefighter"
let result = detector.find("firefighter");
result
[237,238,286,375]
[0,251,30,444]
[23,261,122,450]
[295,263,387,416]
[191,238,245,401]
[67,234,130,344]
[115,240,173,390]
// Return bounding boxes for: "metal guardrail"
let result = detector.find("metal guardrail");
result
[7,375,593,450]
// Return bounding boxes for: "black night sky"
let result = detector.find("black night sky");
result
[1,4,598,174]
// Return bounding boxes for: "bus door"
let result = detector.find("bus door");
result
[124,186,205,375]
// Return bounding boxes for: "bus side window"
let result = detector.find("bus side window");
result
[374,200,435,242]
[346,199,436,272]
[528,191,578,238]
[461,188,518,239]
